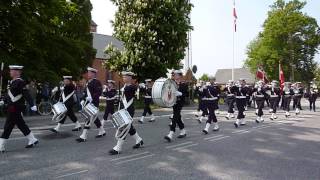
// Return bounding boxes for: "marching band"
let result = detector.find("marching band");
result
[0,64,319,155]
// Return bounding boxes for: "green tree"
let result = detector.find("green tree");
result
[244,0,320,83]
[104,0,193,81]
[199,73,209,82]
[0,0,94,83]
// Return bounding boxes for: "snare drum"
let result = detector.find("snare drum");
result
[52,102,67,122]
[112,109,133,130]
[81,103,99,122]
[152,78,178,107]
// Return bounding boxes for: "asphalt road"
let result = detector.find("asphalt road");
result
[0,99,320,180]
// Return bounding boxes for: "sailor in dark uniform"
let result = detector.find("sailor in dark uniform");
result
[225,80,237,120]
[266,80,281,120]
[139,79,155,123]
[282,82,294,118]
[202,77,220,134]
[307,81,318,112]
[195,81,205,117]
[0,65,38,152]
[50,76,82,133]
[234,78,249,128]
[253,80,268,123]
[76,67,105,142]
[293,82,304,115]
[195,81,208,123]
[102,80,117,123]
[109,71,144,155]
[164,70,188,142]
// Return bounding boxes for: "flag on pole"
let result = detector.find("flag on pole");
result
[279,63,285,90]
[256,66,269,83]
[233,0,237,32]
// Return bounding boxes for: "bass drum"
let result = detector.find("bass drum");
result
[152,78,178,107]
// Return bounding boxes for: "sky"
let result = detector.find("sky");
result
[91,0,320,78]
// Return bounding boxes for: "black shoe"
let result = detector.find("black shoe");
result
[72,127,82,132]
[109,149,120,155]
[95,133,106,138]
[50,128,58,133]
[225,116,229,120]
[133,140,144,149]
[148,119,155,122]
[177,134,187,138]
[270,117,274,121]
[234,123,239,128]
[197,119,202,124]
[255,119,260,123]
[25,140,39,148]
[164,136,172,142]
[202,129,208,134]
[76,138,86,143]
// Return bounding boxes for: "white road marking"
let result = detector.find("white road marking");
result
[208,136,230,142]
[232,129,250,134]
[165,141,193,149]
[115,154,154,165]
[110,151,150,162]
[172,143,198,151]
[54,170,88,179]
[233,130,250,135]
[203,134,225,141]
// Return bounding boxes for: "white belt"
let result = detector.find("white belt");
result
[236,96,246,99]
[284,95,291,97]
[106,97,116,101]
[227,94,235,97]
[255,95,264,98]
[144,96,152,98]
[270,95,278,98]
[8,90,23,103]
[207,97,218,100]
[294,94,302,96]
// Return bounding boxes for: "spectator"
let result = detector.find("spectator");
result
[26,81,38,116]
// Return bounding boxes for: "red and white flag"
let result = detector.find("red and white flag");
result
[233,0,237,32]
[256,66,269,83]
[279,63,285,90]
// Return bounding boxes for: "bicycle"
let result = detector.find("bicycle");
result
[38,92,59,116]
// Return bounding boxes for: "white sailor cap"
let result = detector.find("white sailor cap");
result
[228,80,234,83]
[271,80,279,83]
[296,82,301,84]
[63,76,72,79]
[145,79,152,82]
[107,80,115,84]
[172,69,183,75]
[9,65,24,70]
[121,71,135,76]
[87,67,98,73]
[239,78,246,81]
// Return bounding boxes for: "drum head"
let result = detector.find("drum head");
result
[152,78,178,107]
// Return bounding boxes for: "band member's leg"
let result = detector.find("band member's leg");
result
[14,113,38,148]
[256,100,264,123]
[234,99,245,128]
[1,113,16,139]
[140,103,149,123]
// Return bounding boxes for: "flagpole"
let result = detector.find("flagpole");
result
[232,24,235,81]
[279,60,281,81]
[232,0,235,81]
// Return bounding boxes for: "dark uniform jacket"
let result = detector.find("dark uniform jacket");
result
[83,78,102,107]
[5,78,34,112]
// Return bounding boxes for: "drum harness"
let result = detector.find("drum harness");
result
[52,87,74,122]
[114,86,133,140]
